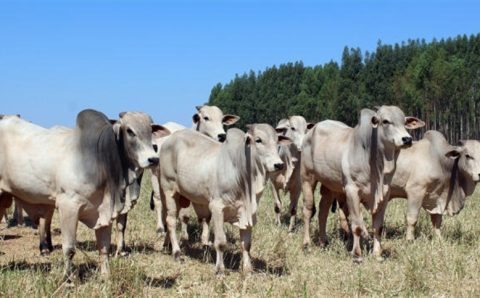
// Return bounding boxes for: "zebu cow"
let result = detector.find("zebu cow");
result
[269,116,313,232]
[0,110,167,280]
[301,106,424,262]
[159,125,290,273]
[390,131,480,239]
[332,131,480,242]
[149,105,239,241]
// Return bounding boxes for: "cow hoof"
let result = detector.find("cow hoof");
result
[40,249,51,256]
[173,251,184,262]
[352,256,363,264]
[375,255,385,262]
[202,241,213,248]
[215,269,225,276]
[115,250,129,258]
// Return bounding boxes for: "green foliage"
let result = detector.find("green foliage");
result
[209,34,480,142]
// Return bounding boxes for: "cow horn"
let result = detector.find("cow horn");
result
[195,105,203,111]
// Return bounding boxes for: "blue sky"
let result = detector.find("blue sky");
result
[1,0,479,127]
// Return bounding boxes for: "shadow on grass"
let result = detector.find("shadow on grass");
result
[76,240,157,255]
[182,243,287,276]
[144,274,178,288]
[0,234,22,241]
[0,260,52,272]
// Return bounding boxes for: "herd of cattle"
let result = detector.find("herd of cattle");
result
[0,104,479,281]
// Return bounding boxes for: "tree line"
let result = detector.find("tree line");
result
[208,33,480,143]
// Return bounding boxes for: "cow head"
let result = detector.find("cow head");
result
[372,106,424,149]
[192,105,240,142]
[112,112,170,169]
[246,124,292,172]
[446,140,480,183]
[275,116,314,151]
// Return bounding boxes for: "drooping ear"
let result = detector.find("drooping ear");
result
[109,119,117,125]
[152,124,171,139]
[278,135,292,146]
[445,146,463,159]
[404,117,425,130]
[245,133,252,146]
[119,112,127,118]
[371,115,380,128]
[195,105,203,112]
[222,114,240,126]
[111,121,122,140]
[192,113,200,124]
[306,123,315,130]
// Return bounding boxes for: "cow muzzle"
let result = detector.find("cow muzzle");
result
[218,133,227,143]
[274,163,285,171]
[148,157,159,167]
[402,136,413,147]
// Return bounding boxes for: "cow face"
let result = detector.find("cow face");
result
[247,124,291,172]
[192,105,239,142]
[373,106,424,149]
[275,116,314,151]
[114,112,170,169]
[447,140,480,183]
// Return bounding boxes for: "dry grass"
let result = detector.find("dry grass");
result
[1,171,480,297]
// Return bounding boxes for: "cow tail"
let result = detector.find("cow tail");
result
[150,191,155,210]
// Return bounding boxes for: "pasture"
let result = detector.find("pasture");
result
[1,171,479,297]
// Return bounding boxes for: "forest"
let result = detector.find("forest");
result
[208,34,480,143]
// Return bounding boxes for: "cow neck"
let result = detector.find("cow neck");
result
[117,130,142,189]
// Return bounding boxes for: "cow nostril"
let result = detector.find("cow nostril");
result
[274,163,285,171]
[218,133,226,142]
[402,137,412,145]
[148,157,159,166]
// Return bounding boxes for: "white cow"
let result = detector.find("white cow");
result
[149,105,239,242]
[159,124,290,273]
[269,116,313,232]
[0,110,168,281]
[301,106,424,262]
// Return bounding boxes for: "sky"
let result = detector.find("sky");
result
[1,0,479,127]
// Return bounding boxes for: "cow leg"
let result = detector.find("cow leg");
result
[13,199,24,226]
[58,203,79,282]
[115,213,128,257]
[95,225,112,277]
[338,200,351,237]
[317,186,334,247]
[210,200,226,274]
[0,193,13,224]
[288,186,301,233]
[151,173,166,236]
[179,207,190,242]
[372,201,388,261]
[164,191,182,259]
[240,228,253,274]
[302,178,317,248]
[39,206,55,255]
[272,185,283,226]
[192,203,212,246]
[430,214,443,239]
[345,185,364,263]
[406,193,423,241]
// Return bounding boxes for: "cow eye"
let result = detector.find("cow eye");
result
[291,127,296,131]
[382,120,390,125]
[466,154,474,160]
[203,116,209,121]
[255,138,262,143]
[153,144,158,152]
[126,128,136,137]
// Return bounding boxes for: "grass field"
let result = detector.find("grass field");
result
[1,171,480,297]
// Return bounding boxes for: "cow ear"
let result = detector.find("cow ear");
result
[405,117,425,130]
[245,133,252,146]
[112,122,121,140]
[192,113,200,124]
[119,112,127,118]
[195,105,203,112]
[371,115,379,128]
[306,123,315,130]
[222,114,240,126]
[152,124,171,139]
[278,135,292,146]
[445,147,463,159]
